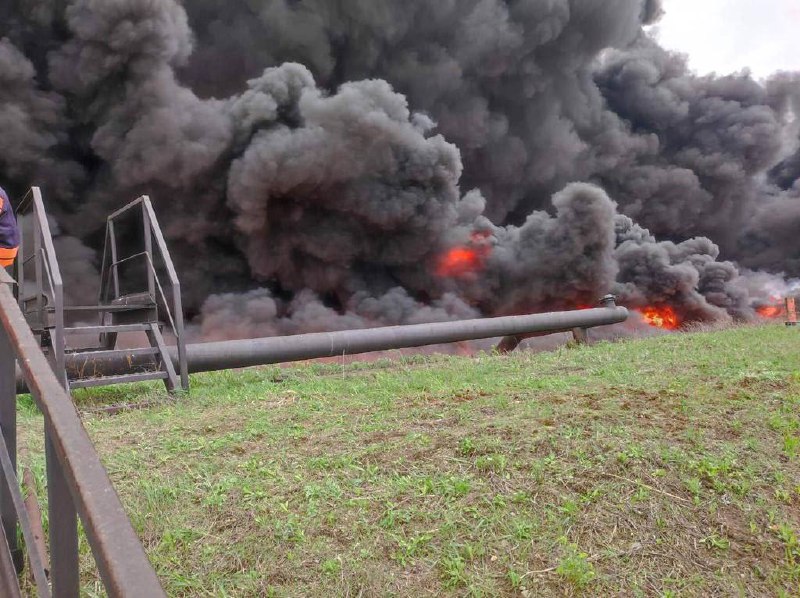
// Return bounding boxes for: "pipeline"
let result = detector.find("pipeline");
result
[16,299,628,394]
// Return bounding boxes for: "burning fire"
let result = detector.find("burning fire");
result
[756,296,784,319]
[638,306,680,330]
[757,304,783,319]
[435,232,492,278]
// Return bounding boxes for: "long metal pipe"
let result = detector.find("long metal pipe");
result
[16,303,628,394]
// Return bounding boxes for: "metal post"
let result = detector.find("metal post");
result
[109,221,120,300]
[98,227,110,306]
[142,206,155,301]
[571,328,588,344]
[51,279,66,388]
[173,284,189,390]
[13,230,22,308]
[45,431,79,597]
[41,263,79,597]
[0,279,21,572]
[33,215,43,327]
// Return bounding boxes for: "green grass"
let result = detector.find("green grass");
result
[16,324,800,596]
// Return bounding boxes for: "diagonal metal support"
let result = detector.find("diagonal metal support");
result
[146,324,179,393]
[0,439,51,596]
[0,521,22,598]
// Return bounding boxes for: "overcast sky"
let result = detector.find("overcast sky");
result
[651,0,800,79]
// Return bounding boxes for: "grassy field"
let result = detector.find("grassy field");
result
[16,324,800,596]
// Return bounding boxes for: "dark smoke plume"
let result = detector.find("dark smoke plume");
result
[2,0,800,339]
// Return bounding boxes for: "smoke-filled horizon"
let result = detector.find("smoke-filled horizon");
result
[2,0,800,339]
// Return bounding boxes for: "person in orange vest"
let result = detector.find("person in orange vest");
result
[0,186,20,270]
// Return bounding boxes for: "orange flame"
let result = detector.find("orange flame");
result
[638,306,680,330]
[436,247,483,277]
[435,232,492,278]
[757,305,783,319]
[756,295,784,319]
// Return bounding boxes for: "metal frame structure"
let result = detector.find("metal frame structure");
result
[1,268,165,596]
[98,196,188,390]
[15,189,188,392]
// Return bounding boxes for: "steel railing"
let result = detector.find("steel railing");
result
[98,196,188,389]
[0,268,165,596]
[14,188,66,388]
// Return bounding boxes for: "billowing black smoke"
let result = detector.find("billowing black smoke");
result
[2,0,800,339]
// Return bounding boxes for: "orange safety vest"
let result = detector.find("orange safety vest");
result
[0,192,19,267]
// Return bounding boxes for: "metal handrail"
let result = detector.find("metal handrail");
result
[142,197,188,389]
[98,196,188,389]
[101,252,178,338]
[1,270,165,596]
[15,188,65,386]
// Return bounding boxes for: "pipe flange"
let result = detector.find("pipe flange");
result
[599,294,617,308]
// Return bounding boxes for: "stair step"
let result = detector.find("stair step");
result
[63,324,153,335]
[65,347,160,359]
[63,304,155,313]
[70,371,168,389]
[112,292,156,306]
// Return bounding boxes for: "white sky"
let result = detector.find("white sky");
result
[651,0,800,79]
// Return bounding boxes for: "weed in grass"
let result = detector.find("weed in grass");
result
[439,476,471,497]
[507,569,523,590]
[767,508,779,526]
[491,494,508,510]
[475,454,507,474]
[783,434,800,459]
[702,533,730,551]
[511,519,535,541]
[198,475,237,508]
[418,476,436,496]
[273,516,306,544]
[684,427,704,445]
[441,551,467,589]
[632,484,651,503]
[393,533,433,566]
[459,437,478,457]
[558,499,580,518]
[776,523,800,565]
[685,477,703,501]
[617,443,645,466]
[774,487,792,503]
[529,454,554,483]
[580,487,603,504]
[745,436,760,451]
[321,559,341,577]
[511,491,531,505]
[380,504,412,529]
[556,542,596,589]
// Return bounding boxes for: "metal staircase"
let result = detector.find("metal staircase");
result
[14,188,188,392]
